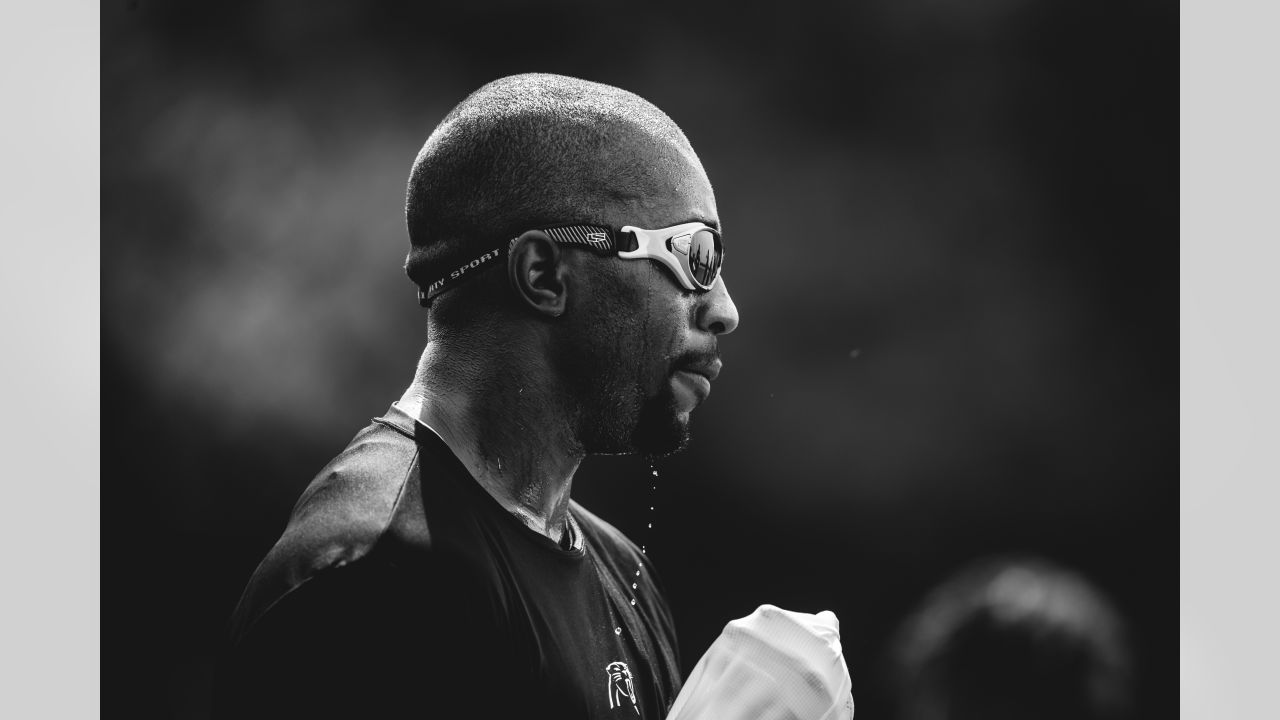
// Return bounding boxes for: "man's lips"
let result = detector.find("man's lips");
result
[673,369,712,403]
[679,358,722,383]
[671,359,721,405]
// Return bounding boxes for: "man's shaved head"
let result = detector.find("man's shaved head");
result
[401,74,735,458]
[404,73,711,299]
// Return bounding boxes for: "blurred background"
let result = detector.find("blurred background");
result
[103,1,1175,717]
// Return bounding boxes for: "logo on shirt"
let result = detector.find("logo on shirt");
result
[606,661,639,714]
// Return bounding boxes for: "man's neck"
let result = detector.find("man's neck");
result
[397,341,583,544]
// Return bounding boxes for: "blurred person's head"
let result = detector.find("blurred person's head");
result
[891,556,1132,720]
[403,74,739,457]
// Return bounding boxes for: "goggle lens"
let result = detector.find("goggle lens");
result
[672,228,722,289]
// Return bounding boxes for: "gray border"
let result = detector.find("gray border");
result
[0,0,101,715]
[1180,0,1280,715]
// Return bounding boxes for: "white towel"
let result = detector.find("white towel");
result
[666,604,854,720]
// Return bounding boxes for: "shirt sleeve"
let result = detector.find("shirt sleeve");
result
[212,555,514,719]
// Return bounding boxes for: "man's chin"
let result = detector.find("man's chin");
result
[631,401,692,457]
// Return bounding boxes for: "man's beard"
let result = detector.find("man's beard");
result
[629,381,692,456]
[578,373,691,457]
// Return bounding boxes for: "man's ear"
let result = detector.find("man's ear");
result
[508,230,568,317]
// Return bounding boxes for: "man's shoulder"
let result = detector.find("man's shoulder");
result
[229,408,434,639]
[281,413,424,562]
[296,415,424,540]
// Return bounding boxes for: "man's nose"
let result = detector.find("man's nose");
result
[697,276,740,335]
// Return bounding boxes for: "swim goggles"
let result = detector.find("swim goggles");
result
[419,221,724,305]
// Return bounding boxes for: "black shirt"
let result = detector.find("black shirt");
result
[214,405,681,719]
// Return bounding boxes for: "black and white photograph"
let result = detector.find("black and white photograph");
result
[92,1,1183,717]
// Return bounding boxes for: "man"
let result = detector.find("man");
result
[213,73,739,719]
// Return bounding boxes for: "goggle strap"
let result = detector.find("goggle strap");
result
[420,224,621,305]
